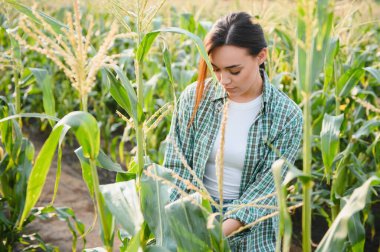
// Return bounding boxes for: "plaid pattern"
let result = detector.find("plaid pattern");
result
[163,71,303,251]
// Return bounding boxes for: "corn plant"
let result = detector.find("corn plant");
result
[296,0,334,250]
[6,0,119,112]
[0,98,87,251]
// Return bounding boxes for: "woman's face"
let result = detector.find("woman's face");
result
[210,45,267,102]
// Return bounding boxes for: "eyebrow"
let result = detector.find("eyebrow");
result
[211,63,242,69]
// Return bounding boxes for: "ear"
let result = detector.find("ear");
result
[257,48,268,64]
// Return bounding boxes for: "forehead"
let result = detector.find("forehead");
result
[210,45,252,66]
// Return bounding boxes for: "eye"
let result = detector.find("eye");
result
[212,68,220,72]
[230,71,241,75]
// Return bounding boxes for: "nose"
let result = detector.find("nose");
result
[219,72,231,86]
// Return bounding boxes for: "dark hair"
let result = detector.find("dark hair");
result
[190,12,267,125]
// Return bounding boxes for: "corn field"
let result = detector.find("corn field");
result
[0,0,379,251]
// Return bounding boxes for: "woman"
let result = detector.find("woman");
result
[163,12,302,251]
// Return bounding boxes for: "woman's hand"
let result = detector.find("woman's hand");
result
[222,218,243,236]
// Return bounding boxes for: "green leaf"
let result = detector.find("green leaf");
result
[337,68,365,98]
[10,36,21,68]
[18,124,65,228]
[18,111,100,228]
[30,68,56,126]
[75,146,127,197]
[0,113,60,124]
[137,31,160,62]
[140,164,177,251]
[5,0,67,34]
[163,47,174,85]
[145,245,172,252]
[332,144,353,197]
[14,139,34,220]
[75,147,95,197]
[75,147,126,173]
[296,11,307,93]
[138,27,218,83]
[352,120,380,140]
[323,37,339,92]
[57,111,100,159]
[283,164,313,186]
[316,176,380,252]
[348,212,365,252]
[320,114,344,183]
[165,193,230,252]
[125,229,142,252]
[272,159,292,252]
[31,206,86,250]
[364,67,380,85]
[106,67,138,122]
[99,180,144,237]
[162,45,177,104]
[311,1,334,87]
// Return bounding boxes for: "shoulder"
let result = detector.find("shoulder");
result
[265,84,303,132]
[177,78,216,109]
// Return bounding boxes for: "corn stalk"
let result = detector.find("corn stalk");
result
[296,0,334,251]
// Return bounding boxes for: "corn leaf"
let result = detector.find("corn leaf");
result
[75,148,95,198]
[348,212,365,252]
[125,229,142,252]
[0,102,22,162]
[99,180,144,237]
[336,68,365,98]
[316,176,380,252]
[320,113,343,183]
[0,113,59,124]
[136,31,160,62]
[364,67,380,85]
[310,0,334,87]
[18,111,100,228]
[137,27,217,83]
[75,147,125,173]
[14,140,34,221]
[140,164,177,251]
[30,68,56,126]
[162,45,176,104]
[18,124,65,228]
[296,7,307,93]
[145,245,172,252]
[332,144,353,197]
[75,146,128,198]
[272,159,292,252]
[106,67,139,122]
[165,193,230,252]
[323,37,339,92]
[57,111,100,160]
[5,0,67,34]
[352,120,380,140]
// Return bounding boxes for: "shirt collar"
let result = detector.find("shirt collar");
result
[211,69,272,105]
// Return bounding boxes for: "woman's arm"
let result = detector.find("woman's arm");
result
[223,219,243,236]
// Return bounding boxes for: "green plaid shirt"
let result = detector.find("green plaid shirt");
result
[163,71,303,251]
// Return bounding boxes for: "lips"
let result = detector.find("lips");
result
[225,87,236,92]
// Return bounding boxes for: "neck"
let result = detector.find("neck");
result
[229,74,264,103]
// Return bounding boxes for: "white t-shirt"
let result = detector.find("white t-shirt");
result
[203,95,263,199]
